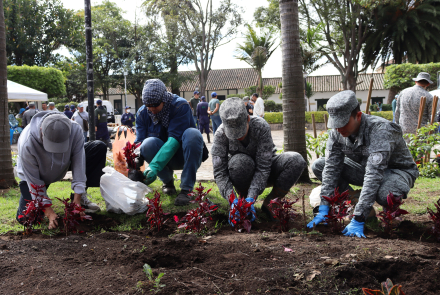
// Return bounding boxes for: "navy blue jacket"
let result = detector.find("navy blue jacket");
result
[121,112,136,127]
[135,94,195,144]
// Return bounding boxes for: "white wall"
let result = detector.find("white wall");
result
[307,90,390,111]
[108,94,138,114]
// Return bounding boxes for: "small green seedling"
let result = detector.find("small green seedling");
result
[142,263,165,293]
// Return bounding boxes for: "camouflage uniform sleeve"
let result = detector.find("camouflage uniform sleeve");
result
[354,125,394,218]
[211,126,234,200]
[395,94,401,124]
[247,123,273,199]
[320,130,345,205]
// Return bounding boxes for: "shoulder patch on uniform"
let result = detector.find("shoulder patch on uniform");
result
[369,153,383,165]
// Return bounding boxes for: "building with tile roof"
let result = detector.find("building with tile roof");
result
[98,69,389,113]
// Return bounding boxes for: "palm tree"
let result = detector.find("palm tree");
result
[280,0,310,182]
[235,24,278,98]
[0,0,16,189]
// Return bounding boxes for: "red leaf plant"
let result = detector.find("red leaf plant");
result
[322,188,352,233]
[377,192,408,234]
[268,197,299,232]
[427,198,440,241]
[18,184,52,235]
[123,141,144,182]
[56,197,92,235]
[174,183,218,232]
[146,191,169,231]
[228,193,256,233]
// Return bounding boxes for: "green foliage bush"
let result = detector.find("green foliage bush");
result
[382,104,392,111]
[265,111,394,124]
[8,65,66,97]
[244,85,276,100]
[55,101,78,111]
[264,100,283,112]
[370,111,393,121]
[264,112,283,124]
[384,63,440,92]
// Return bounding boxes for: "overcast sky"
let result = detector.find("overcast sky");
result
[60,0,340,77]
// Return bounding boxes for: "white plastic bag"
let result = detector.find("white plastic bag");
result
[100,166,151,215]
[309,185,322,208]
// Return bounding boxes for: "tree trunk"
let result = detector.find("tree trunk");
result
[387,86,398,104]
[170,55,180,95]
[0,0,16,189]
[258,68,263,98]
[199,69,208,98]
[280,0,310,183]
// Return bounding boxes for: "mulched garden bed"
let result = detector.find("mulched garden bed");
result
[1,211,439,294]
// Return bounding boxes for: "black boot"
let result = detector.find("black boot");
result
[162,180,177,195]
[261,187,289,221]
[174,189,192,206]
[207,133,210,143]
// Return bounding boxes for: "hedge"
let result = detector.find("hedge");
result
[56,101,78,111]
[265,111,394,124]
[384,63,440,92]
[8,65,66,98]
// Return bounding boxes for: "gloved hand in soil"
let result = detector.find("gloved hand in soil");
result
[229,197,256,226]
[143,167,157,185]
[342,219,366,238]
[307,205,329,228]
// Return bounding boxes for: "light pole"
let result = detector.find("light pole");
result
[124,71,128,108]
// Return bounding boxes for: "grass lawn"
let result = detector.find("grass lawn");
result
[1,176,439,235]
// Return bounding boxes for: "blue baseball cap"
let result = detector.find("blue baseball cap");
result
[211,92,217,97]
[96,100,102,105]
[194,90,199,95]
[65,104,70,109]
[70,105,76,109]
[125,106,131,109]
[201,96,206,101]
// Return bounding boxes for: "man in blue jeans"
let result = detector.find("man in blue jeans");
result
[208,92,222,134]
[135,79,204,206]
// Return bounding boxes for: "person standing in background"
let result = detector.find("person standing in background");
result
[94,100,112,151]
[243,96,254,116]
[208,92,222,134]
[41,102,48,111]
[197,96,211,143]
[392,95,398,123]
[72,103,89,143]
[395,72,433,135]
[48,102,59,111]
[121,106,136,127]
[22,102,38,128]
[64,105,73,119]
[190,91,200,128]
[252,93,265,118]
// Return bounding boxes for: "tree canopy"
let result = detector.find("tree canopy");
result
[4,0,83,66]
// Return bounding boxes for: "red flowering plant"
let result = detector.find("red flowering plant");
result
[18,184,52,235]
[146,191,169,231]
[228,193,256,233]
[427,199,440,241]
[56,196,92,235]
[377,192,408,234]
[268,197,299,232]
[123,141,144,182]
[174,183,218,232]
[322,188,352,233]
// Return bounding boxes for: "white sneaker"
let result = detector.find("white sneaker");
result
[81,193,101,213]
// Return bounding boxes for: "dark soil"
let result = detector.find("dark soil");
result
[1,210,439,295]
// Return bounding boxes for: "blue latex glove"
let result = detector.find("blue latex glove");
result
[229,197,256,226]
[307,205,329,228]
[143,167,157,185]
[342,219,366,238]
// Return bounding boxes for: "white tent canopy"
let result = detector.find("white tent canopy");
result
[7,80,48,102]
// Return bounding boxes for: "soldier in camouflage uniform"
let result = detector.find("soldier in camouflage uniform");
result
[211,97,307,219]
[395,72,434,134]
[308,90,419,238]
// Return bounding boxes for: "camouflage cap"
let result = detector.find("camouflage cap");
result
[219,97,249,140]
[326,90,359,129]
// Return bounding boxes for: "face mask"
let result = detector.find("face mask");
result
[126,109,131,113]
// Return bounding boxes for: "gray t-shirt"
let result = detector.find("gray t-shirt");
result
[72,111,89,131]
[208,98,220,116]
